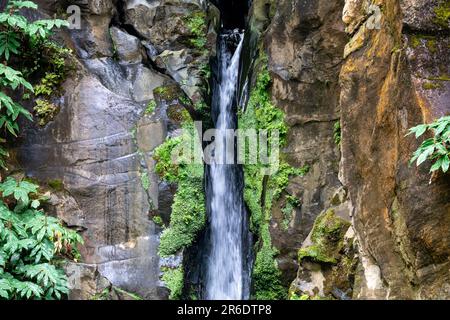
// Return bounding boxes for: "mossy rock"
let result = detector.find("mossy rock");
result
[154,85,182,102]
[90,286,143,300]
[34,99,60,126]
[410,34,438,53]
[47,179,64,191]
[298,209,350,264]
[155,122,206,257]
[161,266,184,300]
[434,0,450,28]
[183,11,208,51]
[311,209,350,243]
[145,100,157,115]
[428,74,450,81]
[298,245,337,264]
[167,105,191,124]
[422,81,442,90]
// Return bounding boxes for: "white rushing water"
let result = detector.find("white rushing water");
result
[205,32,247,300]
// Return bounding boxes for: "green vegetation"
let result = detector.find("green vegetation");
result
[90,286,143,300]
[179,95,191,106]
[185,12,207,50]
[410,35,421,48]
[0,3,83,301]
[90,287,111,300]
[161,267,184,300]
[167,105,191,123]
[434,0,450,28]
[157,176,205,256]
[334,120,341,145]
[297,209,350,265]
[154,85,179,101]
[33,43,73,97]
[281,195,301,231]
[154,122,205,256]
[426,38,437,53]
[154,119,204,299]
[0,0,69,166]
[0,177,83,299]
[238,55,309,300]
[252,224,286,300]
[410,34,438,53]
[145,100,157,115]
[408,115,450,174]
[112,286,143,300]
[140,171,150,191]
[238,62,288,146]
[34,99,58,126]
[290,292,310,300]
[292,210,354,300]
[152,215,164,227]
[47,179,64,191]
[422,81,442,90]
[298,245,338,264]
[428,74,450,81]
[154,135,184,183]
[270,163,309,200]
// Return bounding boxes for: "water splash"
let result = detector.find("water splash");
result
[205,31,249,300]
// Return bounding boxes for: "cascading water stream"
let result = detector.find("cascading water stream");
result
[205,31,250,300]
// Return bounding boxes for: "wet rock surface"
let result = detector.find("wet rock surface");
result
[339,0,450,299]
[16,0,450,300]
[255,0,450,299]
[17,0,217,299]
[263,0,348,286]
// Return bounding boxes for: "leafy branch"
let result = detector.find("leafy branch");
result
[0,177,83,300]
[408,115,450,174]
[0,0,68,167]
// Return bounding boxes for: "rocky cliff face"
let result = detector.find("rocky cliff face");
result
[253,0,450,299]
[13,0,449,300]
[264,0,348,286]
[339,0,450,299]
[15,0,218,299]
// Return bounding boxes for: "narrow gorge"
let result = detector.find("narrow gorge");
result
[205,31,249,300]
[0,0,449,301]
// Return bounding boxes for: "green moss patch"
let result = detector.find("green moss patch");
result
[158,177,205,256]
[252,224,286,300]
[161,267,184,300]
[154,122,205,257]
[185,12,208,50]
[90,286,143,300]
[422,81,442,90]
[434,0,450,28]
[33,99,59,126]
[428,74,450,81]
[281,195,300,230]
[298,245,337,264]
[167,105,192,123]
[152,215,164,227]
[154,85,180,102]
[410,34,438,53]
[140,170,150,191]
[298,209,350,264]
[145,100,157,115]
[47,178,64,191]
[238,54,309,300]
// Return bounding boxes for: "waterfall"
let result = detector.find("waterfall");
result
[205,30,250,300]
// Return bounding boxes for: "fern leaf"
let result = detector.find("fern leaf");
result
[0,279,10,299]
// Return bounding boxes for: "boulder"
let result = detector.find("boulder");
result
[110,26,143,64]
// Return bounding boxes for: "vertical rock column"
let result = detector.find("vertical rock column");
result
[340,0,450,299]
[263,0,348,286]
